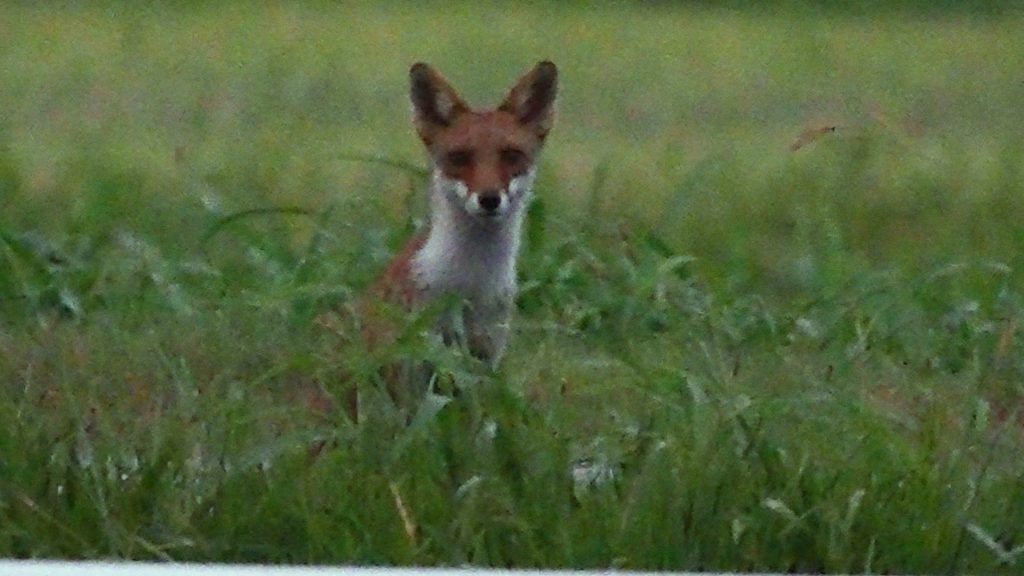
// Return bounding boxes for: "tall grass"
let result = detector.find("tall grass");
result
[1,2,1022,573]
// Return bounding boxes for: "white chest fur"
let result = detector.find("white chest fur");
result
[411,169,534,364]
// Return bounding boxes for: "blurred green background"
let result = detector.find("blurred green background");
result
[4,1,1023,286]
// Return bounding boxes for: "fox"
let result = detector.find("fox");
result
[353,61,558,415]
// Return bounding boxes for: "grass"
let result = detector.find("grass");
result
[1,2,1023,573]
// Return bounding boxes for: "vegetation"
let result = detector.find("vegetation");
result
[1,2,1022,573]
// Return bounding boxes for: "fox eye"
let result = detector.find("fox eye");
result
[445,149,473,168]
[500,148,526,166]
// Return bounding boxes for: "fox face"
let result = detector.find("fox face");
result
[410,61,557,221]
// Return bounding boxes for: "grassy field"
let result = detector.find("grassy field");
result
[2,2,1024,573]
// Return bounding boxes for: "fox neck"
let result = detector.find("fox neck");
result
[413,169,533,303]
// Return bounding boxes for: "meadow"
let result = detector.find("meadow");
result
[1,2,1023,573]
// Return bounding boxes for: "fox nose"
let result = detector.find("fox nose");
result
[478,194,501,213]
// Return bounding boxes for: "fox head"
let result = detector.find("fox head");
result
[410,61,558,221]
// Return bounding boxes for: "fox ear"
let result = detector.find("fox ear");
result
[499,61,558,140]
[410,63,469,145]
